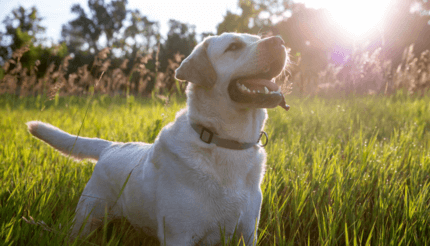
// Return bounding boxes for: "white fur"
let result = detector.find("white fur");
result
[27,33,288,245]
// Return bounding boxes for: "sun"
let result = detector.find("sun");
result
[325,0,391,37]
[299,0,391,38]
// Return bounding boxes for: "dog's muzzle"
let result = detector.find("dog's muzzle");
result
[228,36,290,111]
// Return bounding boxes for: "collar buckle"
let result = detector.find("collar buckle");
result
[190,122,264,150]
[199,127,214,144]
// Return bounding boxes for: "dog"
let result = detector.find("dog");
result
[27,33,290,245]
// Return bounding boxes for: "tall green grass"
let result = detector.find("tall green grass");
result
[1,93,429,245]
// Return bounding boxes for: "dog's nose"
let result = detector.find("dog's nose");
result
[266,36,285,46]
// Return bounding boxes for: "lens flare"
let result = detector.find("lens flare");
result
[326,0,391,37]
[300,0,391,38]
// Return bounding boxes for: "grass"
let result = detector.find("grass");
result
[1,92,429,245]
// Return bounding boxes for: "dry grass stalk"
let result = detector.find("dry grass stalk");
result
[3,43,428,98]
[0,45,184,98]
[299,44,430,97]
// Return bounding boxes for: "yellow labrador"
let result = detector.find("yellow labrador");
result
[27,33,289,245]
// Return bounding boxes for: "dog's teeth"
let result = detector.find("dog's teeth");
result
[246,88,251,93]
[241,84,247,91]
[264,87,269,94]
[252,90,256,93]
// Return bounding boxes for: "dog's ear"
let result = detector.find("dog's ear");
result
[175,39,217,88]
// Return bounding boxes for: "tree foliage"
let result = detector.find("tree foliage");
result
[0,6,46,63]
[61,0,128,54]
[381,0,430,64]
[0,6,67,77]
[217,0,292,35]
[159,20,197,71]
[123,10,160,54]
[270,0,430,76]
[273,4,350,72]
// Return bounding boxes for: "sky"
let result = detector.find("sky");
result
[0,0,239,43]
[0,0,391,44]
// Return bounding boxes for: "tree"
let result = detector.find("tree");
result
[217,0,292,35]
[0,6,67,78]
[381,0,430,65]
[200,32,214,41]
[61,0,128,54]
[159,19,197,71]
[272,0,430,74]
[273,4,353,72]
[115,10,160,79]
[0,6,46,64]
[122,10,160,55]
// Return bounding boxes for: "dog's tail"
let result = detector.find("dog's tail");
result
[27,121,112,161]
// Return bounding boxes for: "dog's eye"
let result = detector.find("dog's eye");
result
[225,42,243,53]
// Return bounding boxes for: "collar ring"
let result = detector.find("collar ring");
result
[258,131,269,147]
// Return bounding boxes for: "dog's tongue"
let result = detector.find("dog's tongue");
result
[239,78,290,111]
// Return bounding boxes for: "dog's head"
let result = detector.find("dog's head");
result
[175,33,289,111]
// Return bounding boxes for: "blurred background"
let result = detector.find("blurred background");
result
[0,0,429,98]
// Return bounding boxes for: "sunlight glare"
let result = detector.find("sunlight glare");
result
[326,0,391,37]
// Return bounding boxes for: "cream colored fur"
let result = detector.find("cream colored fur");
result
[27,33,288,245]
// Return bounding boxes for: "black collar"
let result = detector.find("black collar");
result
[190,123,268,150]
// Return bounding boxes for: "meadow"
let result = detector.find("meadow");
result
[1,92,430,245]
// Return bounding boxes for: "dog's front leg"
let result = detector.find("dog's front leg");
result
[156,216,196,246]
[237,190,262,246]
[70,172,119,240]
[71,195,112,239]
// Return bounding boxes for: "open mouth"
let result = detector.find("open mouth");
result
[228,66,290,111]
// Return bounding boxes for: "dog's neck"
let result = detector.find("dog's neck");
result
[186,84,267,144]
